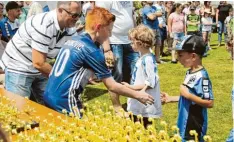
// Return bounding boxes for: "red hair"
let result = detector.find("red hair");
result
[85,7,115,31]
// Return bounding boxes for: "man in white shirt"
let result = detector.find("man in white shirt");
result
[0,1,82,104]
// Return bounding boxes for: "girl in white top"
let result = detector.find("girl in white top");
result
[201,10,213,48]
[122,25,162,128]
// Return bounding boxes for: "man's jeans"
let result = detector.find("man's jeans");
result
[5,69,48,105]
[218,21,227,43]
[111,44,139,83]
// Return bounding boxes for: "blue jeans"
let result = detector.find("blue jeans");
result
[5,69,48,105]
[111,44,139,83]
[173,32,185,41]
[218,21,227,43]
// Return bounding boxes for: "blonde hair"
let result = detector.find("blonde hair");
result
[128,24,155,49]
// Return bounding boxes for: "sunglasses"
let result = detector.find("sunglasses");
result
[62,8,83,19]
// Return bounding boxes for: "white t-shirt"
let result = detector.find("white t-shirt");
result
[202,17,213,32]
[95,1,134,44]
[0,10,76,75]
[127,53,162,118]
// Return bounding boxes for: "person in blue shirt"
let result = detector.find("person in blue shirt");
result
[0,1,21,42]
[142,1,162,63]
[226,86,234,142]
[175,35,214,141]
[43,7,154,117]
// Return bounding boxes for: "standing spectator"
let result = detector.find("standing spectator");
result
[168,3,185,64]
[154,1,168,57]
[0,2,82,104]
[192,1,201,15]
[17,1,29,24]
[226,9,234,59]
[216,1,233,47]
[142,1,162,63]
[200,1,215,17]
[186,6,201,36]
[0,1,21,42]
[0,2,4,21]
[82,1,95,16]
[201,10,213,49]
[182,2,192,16]
[225,8,234,38]
[26,2,43,18]
[226,87,234,142]
[96,1,139,115]
[165,1,173,53]
[0,28,7,85]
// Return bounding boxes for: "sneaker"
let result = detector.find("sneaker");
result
[171,60,177,64]
[157,60,166,64]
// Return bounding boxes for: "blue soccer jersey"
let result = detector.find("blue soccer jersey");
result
[43,33,112,117]
[177,67,214,141]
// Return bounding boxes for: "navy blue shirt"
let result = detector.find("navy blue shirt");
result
[142,5,159,30]
[43,33,112,116]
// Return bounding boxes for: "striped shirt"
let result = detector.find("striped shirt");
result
[0,10,76,75]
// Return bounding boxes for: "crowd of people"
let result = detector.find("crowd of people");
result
[0,1,233,142]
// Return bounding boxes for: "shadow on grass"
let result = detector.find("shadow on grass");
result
[122,103,127,111]
[161,59,171,62]
[82,86,108,101]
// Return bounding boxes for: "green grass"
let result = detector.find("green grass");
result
[82,33,233,141]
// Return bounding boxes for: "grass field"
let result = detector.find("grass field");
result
[82,33,233,141]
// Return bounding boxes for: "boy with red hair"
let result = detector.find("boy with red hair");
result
[43,7,154,117]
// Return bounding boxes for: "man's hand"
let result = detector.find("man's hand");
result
[105,50,115,68]
[136,91,154,105]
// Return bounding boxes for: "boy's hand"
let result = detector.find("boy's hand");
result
[105,51,115,68]
[180,85,191,99]
[160,92,169,104]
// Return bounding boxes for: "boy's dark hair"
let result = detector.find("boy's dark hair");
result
[175,35,206,57]
[5,1,20,12]
[229,8,233,12]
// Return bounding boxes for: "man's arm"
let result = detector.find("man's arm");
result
[102,77,154,105]
[180,85,214,108]
[32,48,52,77]
[121,82,146,91]
[216,8,219,25]
[147,11,162,20]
